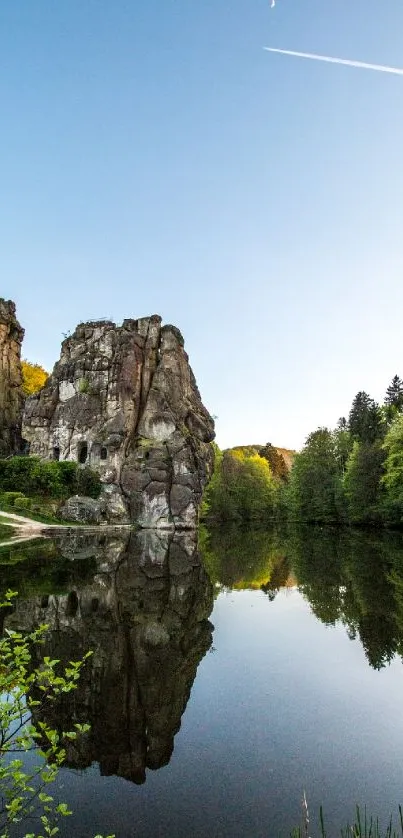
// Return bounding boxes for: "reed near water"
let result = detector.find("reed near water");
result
[290,803,403,838]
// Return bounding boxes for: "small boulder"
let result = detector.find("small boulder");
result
[59,495,106,524]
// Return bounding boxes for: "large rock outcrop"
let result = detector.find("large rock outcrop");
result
[0,299,24,456]
[5,530,214,784]
[22,316,215,528]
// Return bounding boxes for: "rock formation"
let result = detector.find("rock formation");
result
[0,299,24,456]
[22,316,215,528]
[6,530,214,783]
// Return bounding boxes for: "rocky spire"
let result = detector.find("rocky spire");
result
[0,299,24,456]
[23,316,215,528]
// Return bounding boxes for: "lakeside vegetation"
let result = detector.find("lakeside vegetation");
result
[291,804,403,838]
[203,375,403,529]
[0,456,101,522]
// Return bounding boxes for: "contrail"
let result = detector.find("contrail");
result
[264,47,403,76]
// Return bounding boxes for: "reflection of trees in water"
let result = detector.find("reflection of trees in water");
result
[287,526,403,669]
[5,530,214,784]
[202,522,403,670]
[0,535,99,601]
[200,525,293,591]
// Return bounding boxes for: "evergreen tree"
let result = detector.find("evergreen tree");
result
[385,375,403,410]
[348,391,385,444]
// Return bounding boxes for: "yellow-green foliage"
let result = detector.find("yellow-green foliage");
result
[200,525,292,590]
[21,360,48,396]
[203,446,279,522]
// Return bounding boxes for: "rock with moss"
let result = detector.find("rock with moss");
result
[22,317,215,528]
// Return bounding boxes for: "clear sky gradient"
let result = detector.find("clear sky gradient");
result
[2,0,403,450]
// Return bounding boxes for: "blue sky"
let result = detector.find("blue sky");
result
[1,0,403,450]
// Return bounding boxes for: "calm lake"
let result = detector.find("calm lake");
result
[2,525,403,837]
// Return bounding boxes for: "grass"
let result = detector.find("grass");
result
[0,514,18,525]
[0,522,16,539]
[0,501,64,525]
[291,804,403,838]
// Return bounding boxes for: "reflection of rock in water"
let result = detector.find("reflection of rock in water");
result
[7,531,214,783]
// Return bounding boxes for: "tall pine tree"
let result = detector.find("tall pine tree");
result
[348,391,385,443]
[385,375,403,409]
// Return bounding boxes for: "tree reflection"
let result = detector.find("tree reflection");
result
[286,526,403,669]
[202,523,403,670]
[200,525,294,592]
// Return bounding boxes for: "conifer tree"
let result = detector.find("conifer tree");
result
[385,375,403,410]
[348,391,385,443]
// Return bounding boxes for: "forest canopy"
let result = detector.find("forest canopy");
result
[204,375,403,528]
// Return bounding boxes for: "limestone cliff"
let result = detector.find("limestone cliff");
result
[6,531,214,784]
[22,316,215,528]
[0,299,24,456]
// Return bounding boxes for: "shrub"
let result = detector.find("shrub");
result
[0,590,113,838]
[14,496,32,510]
[0,457,101,501]
[78,377,90,394]
[76,466,102,499]
[2,491,25,506]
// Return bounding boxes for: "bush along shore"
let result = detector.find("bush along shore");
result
[0,456,101,524]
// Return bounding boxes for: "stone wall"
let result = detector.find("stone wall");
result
[0,299,24,456]
[23,316,215,528]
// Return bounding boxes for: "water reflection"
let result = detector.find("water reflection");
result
[201,524,403,670]
[4,530,214,784]
[3,522,403,793]
[288,526,403,670]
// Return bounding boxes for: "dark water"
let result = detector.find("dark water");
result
[2,525,403,837]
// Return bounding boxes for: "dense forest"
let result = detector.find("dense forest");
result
[203,375,403,528]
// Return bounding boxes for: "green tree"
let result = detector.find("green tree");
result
[382,413,403,524]
[343,440,385,524]
[287,429,344,523]
[202,447,278,523]
[384,375,403,424]
[348,391,385,444]
[385,375,403,411]
[333,418,352,476]
[0,592,92,837]
[0,591,113,838]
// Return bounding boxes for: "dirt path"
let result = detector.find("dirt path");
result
[0,510,49,528]
[0,508,134,546]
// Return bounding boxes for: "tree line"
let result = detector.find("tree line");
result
[203,375,403,527]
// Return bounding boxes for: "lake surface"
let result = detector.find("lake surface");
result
[2,525,403,837]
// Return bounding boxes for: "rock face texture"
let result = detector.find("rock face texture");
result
[6,530,214,784]
[0,299,24,456]
[22,316,215,528]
